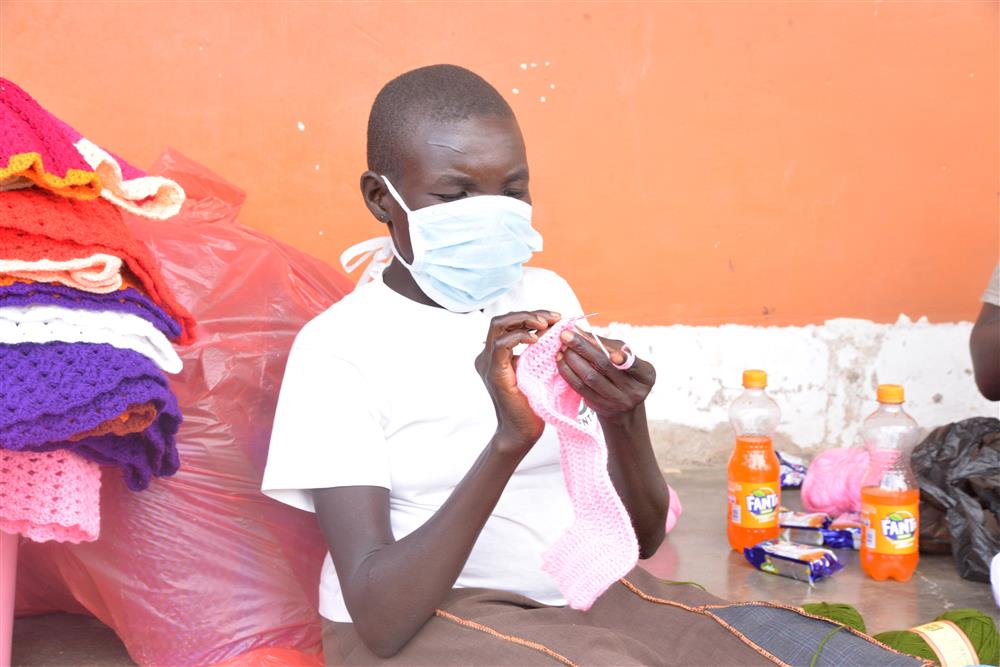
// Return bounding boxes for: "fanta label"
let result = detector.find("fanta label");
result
[728,481,780,528]
[862,502,918,554]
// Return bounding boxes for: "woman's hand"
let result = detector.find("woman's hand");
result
[475,310,561,455]
[556,328,656,423]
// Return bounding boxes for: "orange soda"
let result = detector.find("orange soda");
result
[859,384,920,581]
[727,370,782,552]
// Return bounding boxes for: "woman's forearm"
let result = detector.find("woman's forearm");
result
[600,403,668,558]
[318,309,561,657]
[319,434,524,658]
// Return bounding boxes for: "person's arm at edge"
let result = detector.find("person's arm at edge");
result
[971,302,1000,400]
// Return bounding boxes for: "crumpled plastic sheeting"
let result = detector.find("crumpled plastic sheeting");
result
[14,149,353,666]
[912,416,1000,583]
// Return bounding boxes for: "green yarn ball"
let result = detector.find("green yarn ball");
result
[801,603,998,665]
[874,630,938,662]
[802,602,867,633]
[874,609,999,666]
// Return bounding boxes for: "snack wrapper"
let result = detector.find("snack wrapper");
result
[743,539,843,584]
[823,515,863,550]
[778,509,860,549]
[777,451,808,488]
[779,509,830,546]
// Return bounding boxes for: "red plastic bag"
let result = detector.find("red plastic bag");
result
[15,149,352,666]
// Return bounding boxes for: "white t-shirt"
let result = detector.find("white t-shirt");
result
[983,263,1000,306]
[261,267,582,622]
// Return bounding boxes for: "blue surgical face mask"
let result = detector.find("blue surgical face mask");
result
[341,176,543,312]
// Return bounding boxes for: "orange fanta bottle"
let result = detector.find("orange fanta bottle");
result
[727,370,782,552]
[860,384,920,581]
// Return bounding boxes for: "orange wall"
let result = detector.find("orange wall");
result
[1,2,996,326]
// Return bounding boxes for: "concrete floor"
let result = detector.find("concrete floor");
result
[643,467,998,634]
[11,613,132,667]
[11,466,998,665]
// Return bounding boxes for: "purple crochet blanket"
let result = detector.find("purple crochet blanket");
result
[0,282,182,340]
[0,342,181,490]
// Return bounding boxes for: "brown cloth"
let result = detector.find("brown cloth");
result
[322,566,927,666]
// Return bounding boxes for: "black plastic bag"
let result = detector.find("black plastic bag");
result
[912,416,1000,582]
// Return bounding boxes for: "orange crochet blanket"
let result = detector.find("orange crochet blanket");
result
[0,189,195,342]
[68,402,157,443]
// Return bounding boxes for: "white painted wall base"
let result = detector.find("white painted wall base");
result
[594,316,999,465]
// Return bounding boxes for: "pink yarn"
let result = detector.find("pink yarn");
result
[516,318,639,610]
[665,484,682,533]
[991,553,999,608]
[0,77,185,219]
[43,111,146,180]
[801,447,870,516]
[802,447,908,517]
[0,449,101,543]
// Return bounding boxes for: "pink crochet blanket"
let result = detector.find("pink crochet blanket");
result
[0,449,100,542]
[515,318,639,610]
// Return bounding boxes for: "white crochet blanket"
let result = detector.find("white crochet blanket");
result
[0,304,182,374]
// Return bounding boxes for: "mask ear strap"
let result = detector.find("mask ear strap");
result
[340,237,394,284]
[381,176,414,215]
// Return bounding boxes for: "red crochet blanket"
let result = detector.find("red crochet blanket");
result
[0,188,195,342]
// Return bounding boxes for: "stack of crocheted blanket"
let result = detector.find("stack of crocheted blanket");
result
[0,77,192,543]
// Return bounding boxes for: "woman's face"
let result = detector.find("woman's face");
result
[376,113,530,264]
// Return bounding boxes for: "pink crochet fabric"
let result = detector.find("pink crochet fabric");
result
[516,318,639,610]
[0,77,101,199]
[42,106,146,181]
[40,85,184,219]
[0,449,100,543]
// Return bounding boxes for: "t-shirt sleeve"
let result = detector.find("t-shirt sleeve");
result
[261,322,389,513]
[983,263,1000,306]
[518,268,586,318]
[550,273,586,318]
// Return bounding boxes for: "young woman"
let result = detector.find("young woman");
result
[263,65,924,667]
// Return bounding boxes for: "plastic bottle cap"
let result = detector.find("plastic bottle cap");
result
[877,384,905,404]
[743,369,767,388]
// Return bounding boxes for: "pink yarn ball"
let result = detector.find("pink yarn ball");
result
[801,447,870,516]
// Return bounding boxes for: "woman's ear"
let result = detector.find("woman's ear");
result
[360,171,392,225]
[360,170,414,263]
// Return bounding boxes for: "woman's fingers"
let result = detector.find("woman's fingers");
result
[493,329,539,356]
[573,327,628,365]
[489,310,561,336]
[623,357,656,386]
[557,353,612,413]
[560,347,618,400]
[490,331,541,385]
[560,330,618,376]
[561,328,656,389]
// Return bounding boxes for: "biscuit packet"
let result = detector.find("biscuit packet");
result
[744,539,843,584]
